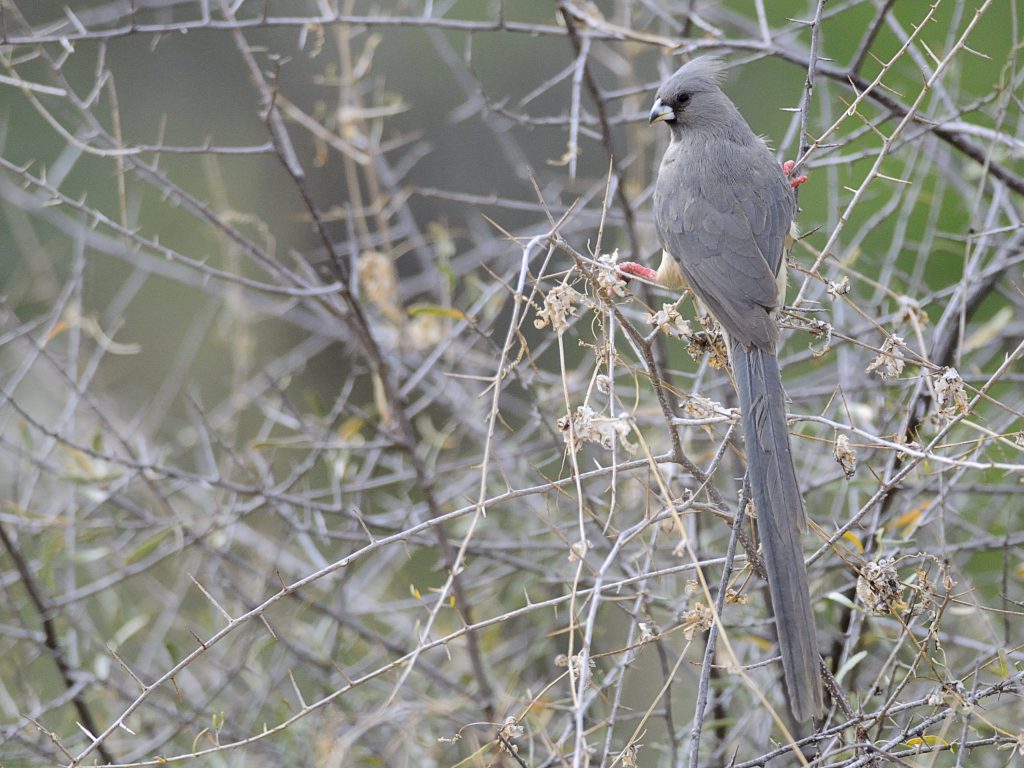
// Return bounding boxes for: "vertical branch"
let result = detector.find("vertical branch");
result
[558,2,641,260]
[689,469,744,768]
[792,0,827,182]
[0,524,115,765]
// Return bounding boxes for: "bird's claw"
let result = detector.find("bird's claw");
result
[782,160,808,189]
[617,261,659,282]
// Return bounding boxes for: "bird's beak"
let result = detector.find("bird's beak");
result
[649,97,674,125]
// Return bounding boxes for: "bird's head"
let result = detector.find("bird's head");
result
[649,56,727,128]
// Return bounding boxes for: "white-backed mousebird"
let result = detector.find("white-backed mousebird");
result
[621,56,823,723]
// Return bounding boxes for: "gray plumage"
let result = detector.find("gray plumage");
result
[650,56,824,722]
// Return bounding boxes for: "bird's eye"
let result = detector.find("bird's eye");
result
[676,92,691,106]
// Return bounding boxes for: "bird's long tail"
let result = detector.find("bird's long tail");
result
[732,342,824,722]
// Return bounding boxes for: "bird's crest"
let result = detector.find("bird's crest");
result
[658,55,726,97]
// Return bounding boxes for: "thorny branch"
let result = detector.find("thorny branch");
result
[0,2,1022,767]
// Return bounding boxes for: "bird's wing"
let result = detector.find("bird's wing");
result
[655,141,795,351]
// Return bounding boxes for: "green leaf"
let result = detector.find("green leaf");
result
[407,303,464,320]
[125,528,172,565]
[835,650,867,684]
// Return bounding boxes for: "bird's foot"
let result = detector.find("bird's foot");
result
[782,160,808,189]
[617,261,659,282]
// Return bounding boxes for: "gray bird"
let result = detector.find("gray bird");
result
[628,56,824,722]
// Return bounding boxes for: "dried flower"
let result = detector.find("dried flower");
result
[596,251,628,297]
[406,313,445,350]
[856,557,904,615]
[557,405,636,453]
[682,602,713,639]
[826,276,850,298]
[1003,731,1024,756]
[358,251,403,325]
[620,743,642,767]
[680,395,723,420]
[555,650,594,677]
[807,319,833,358]
[896,295,928,326]
[686,329,729,368]
[646,302,692,338]
[534,283,580,333]
[833,434,857,479]
[498,717,524,754]
[933,367,969,417]
[866,335,906,379]
[725,588,747,605]
[568,538,591,562]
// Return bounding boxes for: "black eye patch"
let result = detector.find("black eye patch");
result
[676,92,691,107]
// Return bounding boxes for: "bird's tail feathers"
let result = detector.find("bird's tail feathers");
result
[732,342,824,722]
